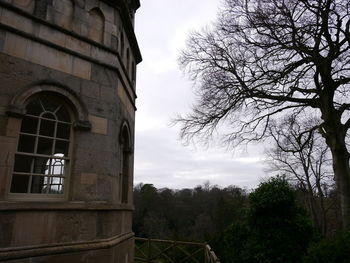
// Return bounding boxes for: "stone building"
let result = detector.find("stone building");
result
[0,0,141,262]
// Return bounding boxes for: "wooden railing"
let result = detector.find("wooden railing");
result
[134,237,220,263]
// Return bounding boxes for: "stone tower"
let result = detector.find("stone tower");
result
[0,0,141,262]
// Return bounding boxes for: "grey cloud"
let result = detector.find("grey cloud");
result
[133,0,268,190]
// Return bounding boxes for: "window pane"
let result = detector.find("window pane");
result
[55,140,69,156]
[30,175,45,193]
[33,157,50,175]
[17,135,36,153]
[14,155,32,173]
[56,107,71,122]
[51,158,65,176]
[39,119,56,137]
[37,138,53,155]
[26,99,43,116]
[21,116,38,134]
[46,177,64,194]
[56,123,70,139]
[10,174,30,193]
[44,157,65,176]
[41,99,60,112]
[30,176,64,194]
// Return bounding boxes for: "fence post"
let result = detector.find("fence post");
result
[147,238,151,263]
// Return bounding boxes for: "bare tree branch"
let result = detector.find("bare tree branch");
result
[177,0,350,229]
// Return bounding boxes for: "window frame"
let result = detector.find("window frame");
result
[8,95,74,201]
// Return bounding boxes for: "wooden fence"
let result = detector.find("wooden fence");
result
[134,237,220,263]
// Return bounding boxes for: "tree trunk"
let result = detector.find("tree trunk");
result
[326,130,350,230]
[319,80,350,230]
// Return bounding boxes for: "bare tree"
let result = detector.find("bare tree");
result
[266,117,335,235]
[178,0,350,229]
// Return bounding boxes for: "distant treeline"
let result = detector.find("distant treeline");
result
[133,179,347,263]
[133,182,248,241]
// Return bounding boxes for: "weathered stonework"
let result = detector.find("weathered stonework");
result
[0,0,141,262]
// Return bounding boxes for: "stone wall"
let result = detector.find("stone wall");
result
[0,0,141,261]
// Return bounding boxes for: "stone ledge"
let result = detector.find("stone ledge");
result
[0,201,134,211]
[6,104,25,118]
[0,232,134,261]
[74,120,92,131]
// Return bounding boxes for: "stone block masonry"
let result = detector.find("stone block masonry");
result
[0,0,141,262]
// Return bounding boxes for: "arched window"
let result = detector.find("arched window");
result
[88,8,105,43]
[10,95,72,197]
[120,123,131,204]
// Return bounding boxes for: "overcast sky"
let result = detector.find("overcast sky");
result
[133,0,269,190]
